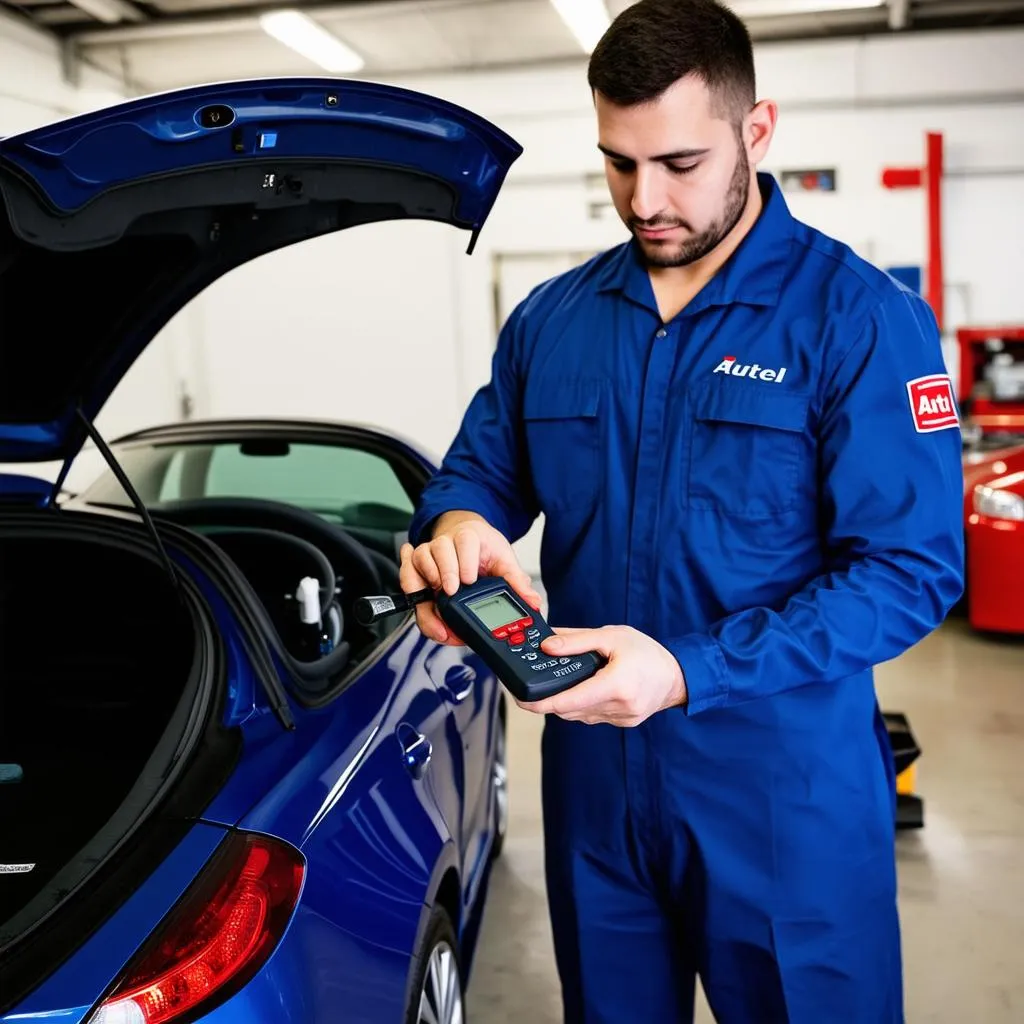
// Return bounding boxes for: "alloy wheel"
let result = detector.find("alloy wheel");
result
[417,941,463,1024]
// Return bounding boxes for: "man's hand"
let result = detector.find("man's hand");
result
[400,512,542,646]
[516,625,687,726]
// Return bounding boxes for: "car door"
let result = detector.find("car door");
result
[424,642,494,878]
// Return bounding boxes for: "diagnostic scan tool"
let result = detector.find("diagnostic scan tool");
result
[355,576,605,702]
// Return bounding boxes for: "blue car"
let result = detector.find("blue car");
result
[0,79,521,1024]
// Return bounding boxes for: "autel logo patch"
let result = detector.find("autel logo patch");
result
[714,356,787,383]
[906,374,960,433]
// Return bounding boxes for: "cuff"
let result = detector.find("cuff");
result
[665,633,730,716]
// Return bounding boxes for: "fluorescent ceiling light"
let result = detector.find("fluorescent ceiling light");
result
[727,0,884,15]
[259,10,365,73]
[550,0,611,54]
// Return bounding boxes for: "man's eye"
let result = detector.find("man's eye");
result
[667,164,698,175]
[610,161,634,173]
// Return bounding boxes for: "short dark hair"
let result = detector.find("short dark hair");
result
[587,0,756,123]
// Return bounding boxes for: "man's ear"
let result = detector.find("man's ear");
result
[746,99,778,163]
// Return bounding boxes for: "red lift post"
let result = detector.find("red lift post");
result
[881,131,945,332]
[883,134,1024,438]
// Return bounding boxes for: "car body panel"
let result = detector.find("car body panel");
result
[174,845,454,1024]
[0,79,519,231]
[0,473,53,506]
[966,515,1024,633]
[423,642,498,902]
[181,900,426,1024]
[962,442,1024,633]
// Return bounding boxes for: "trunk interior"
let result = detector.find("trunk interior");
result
[0,531,200,945]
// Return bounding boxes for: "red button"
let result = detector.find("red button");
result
[510,631,526,645]
[521,617,534,628]
[493,627,510,639]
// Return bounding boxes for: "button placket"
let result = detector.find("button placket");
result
[625,322,677,631]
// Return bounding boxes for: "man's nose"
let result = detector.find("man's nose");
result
[631,166,668,222]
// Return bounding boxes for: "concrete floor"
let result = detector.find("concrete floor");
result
[466,617,1024,1022]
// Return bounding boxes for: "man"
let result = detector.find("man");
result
[401,0,964,1020]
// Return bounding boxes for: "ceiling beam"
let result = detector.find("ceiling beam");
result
[911,0,1024,16]
[888,0,909,28]
[67,0,147,22]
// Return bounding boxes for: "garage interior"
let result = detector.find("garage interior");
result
[1,0,1022,1020]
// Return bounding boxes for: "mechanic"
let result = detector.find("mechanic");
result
[400,0,965,1020]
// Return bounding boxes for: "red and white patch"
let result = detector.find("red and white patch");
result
[906,374,960,433]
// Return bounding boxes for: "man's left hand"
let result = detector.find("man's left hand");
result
[516,625,687,726]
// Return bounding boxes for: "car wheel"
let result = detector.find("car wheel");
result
[490,700,508,860]
[407,905,464,1024]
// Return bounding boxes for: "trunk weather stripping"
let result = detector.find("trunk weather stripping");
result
[53,409,185,600]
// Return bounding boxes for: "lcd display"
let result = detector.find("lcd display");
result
[467,592,523,630]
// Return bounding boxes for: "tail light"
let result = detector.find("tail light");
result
[89,832,305,1024]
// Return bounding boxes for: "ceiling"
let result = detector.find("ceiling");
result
[3,0,1024,92]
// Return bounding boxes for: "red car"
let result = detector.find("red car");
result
[954,325,1024,634]
[962,441,1024,634]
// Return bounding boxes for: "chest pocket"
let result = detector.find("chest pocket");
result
[523,377,603,513]
[687,383,811,519]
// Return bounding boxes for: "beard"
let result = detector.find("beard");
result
[629,139,751,269]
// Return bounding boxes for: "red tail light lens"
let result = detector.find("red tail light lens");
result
[90,832,304,1024]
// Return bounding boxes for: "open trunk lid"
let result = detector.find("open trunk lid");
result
[0,77,521,464]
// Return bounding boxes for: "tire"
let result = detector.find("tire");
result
[490,699,509,860]
[405,904,464,1024]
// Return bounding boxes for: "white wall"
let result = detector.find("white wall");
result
[0,11,124,132]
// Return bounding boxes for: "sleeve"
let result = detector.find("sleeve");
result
[407,299,540,547]
[667,287,966,716]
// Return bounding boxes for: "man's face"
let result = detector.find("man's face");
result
[596,75,753,268]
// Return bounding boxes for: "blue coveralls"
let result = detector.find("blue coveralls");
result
[409,173,964,1023]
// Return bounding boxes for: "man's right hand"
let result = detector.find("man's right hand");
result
[399,511,542,646]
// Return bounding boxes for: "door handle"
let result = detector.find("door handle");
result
[444,664,477,704]
[397,723,432,779]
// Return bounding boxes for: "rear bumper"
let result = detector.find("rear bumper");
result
[966,516,1024,634]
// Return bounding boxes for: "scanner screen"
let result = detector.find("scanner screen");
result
[468,592,523,630]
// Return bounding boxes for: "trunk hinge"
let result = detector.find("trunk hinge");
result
[54,409,184,600]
